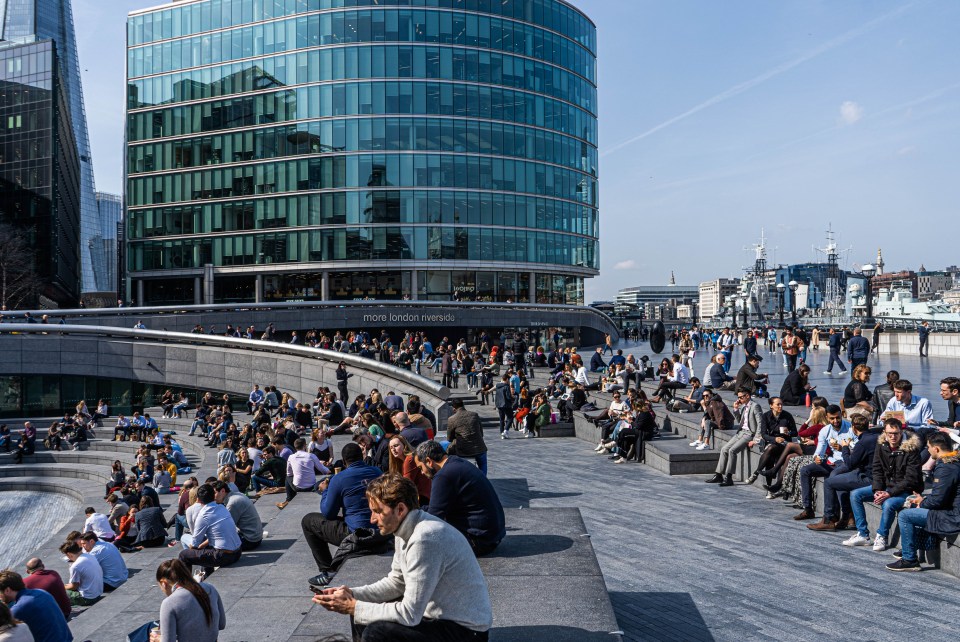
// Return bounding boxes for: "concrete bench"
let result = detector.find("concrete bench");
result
[290,508,621,642]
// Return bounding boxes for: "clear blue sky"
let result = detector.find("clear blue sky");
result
[76,0,960,301]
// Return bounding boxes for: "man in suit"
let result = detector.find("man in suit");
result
[705,388,763,487]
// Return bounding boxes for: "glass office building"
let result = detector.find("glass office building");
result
[0,39,81,307]
[126,0,598,306]
[0,0,100,296]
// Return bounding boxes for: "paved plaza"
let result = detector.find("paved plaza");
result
[481,341,960,641]
[3,338,960,641]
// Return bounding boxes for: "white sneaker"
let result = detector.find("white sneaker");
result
[842,533,870,547]
[500,432,507,440]
[696,442,708,450]
[873,535,887,551]
[613,457,627,464]
[823,371,832,375]
[689,441,701,447]
[594,444,605,452]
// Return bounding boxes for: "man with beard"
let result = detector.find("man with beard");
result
[413,440,505,556]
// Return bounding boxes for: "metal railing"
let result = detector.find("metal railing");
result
[0,324,450,401]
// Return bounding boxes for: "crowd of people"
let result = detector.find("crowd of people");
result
[0,330,530,641]
[582,323,960,574]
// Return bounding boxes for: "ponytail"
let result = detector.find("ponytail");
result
[156,559,213,625]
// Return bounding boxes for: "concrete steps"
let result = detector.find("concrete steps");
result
[641,435,720,476]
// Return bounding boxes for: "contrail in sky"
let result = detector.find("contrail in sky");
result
[601,3,917,158]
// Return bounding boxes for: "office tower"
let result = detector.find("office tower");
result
[126,0,598,306]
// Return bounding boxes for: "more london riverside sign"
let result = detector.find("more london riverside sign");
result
[363,312,457,324]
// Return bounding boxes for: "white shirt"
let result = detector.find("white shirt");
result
[574,367,589,386]
[671,362,690,385]
[247,447,263,471]
[70,552,104,599]
[83,513,116,539]
[286,451,329,488]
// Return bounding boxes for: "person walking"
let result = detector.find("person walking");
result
[846,327,870,372]
[872,321,883,353]
[824,328,847,376]
[918,321,931,357]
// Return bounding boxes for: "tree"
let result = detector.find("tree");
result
[0,223,44,310]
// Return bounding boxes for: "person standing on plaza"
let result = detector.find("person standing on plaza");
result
[445,399,488,475]
[494,375,514,439]
[824,328,847,376]
[872,321,884,353]
[846,327,870,373]
[918,320,931,357]
[780,328,800,373]
[336,362,353,406]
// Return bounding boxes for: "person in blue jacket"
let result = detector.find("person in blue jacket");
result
[302,442,382,587]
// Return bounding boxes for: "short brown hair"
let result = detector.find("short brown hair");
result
[364,473,419,512]
[0,570,25,593]
[893,379,913,392]
[59,542,81,556]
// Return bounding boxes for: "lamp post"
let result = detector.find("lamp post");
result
[788,280,799,326]
[776,282,786,328]
[861,263,876,325]
[732,297,740,330]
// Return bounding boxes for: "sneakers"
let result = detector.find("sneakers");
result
[696,442,709,450]
[823,371,832,375]
[613,457,627,464]
[595,444,605,452]
[689,441,701,447]
[872,535,887,552]
[193,569,207,582]
[308,572,335,592]
[501,432,508,440]
[885,558,920,572]
[892,549,902,559]
[842,533,870,547]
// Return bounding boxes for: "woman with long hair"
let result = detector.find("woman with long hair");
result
[308,428,333,465]
[776,401,828,503]
[0,601,32,642]
[156,559,226,642]
[387,435,431,506]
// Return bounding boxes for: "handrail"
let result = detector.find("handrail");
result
[0,324,450,401]
[0,300,619,336]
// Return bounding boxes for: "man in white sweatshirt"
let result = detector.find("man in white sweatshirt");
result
[313,474,492,641]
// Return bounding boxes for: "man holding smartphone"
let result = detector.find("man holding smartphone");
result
[887,432,960,571]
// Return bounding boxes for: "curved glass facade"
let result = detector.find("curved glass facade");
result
[126,0,598,306]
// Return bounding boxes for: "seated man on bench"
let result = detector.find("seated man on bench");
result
[314,474,492,642]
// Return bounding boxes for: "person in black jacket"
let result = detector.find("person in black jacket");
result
[933,376,960,429]
[872,370,899,424]
[734,354,768,396]
[824,328,847,375]
[780,364,816,406]
[888,432,960,571]
[414,440,505,556]
[743,331,758,359]
[845,418,923,550]
[335,362,352,405]
[747,397,797,485]
[808,415,879,532]
[494,375,514,438]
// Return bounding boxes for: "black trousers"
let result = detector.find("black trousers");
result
[301,513,351,571]
[179,547,241,574]
[496,407,512,433]
[285,479,315,502]
[353,619,489,642]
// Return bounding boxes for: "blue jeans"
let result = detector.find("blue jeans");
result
[173,514,187,541]
[721,350,732,372]
[851,486,908,539]
[897,507,929,562]
[474,452,488,477]
[251,475,277,492]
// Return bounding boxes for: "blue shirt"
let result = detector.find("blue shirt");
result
[885,395,934,428]
[192,503,242,551]
[10,589,73,642]
[321,461,382,531]
[90,542,128,588]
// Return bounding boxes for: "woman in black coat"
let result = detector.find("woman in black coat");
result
[747,397,797,486]
[779,364,815,406]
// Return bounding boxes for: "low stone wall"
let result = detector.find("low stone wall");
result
[0,325,451,429]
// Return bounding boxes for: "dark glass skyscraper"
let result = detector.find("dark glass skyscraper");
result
[0,0,99,296]
[0,36,80,306]
[126,0,598,307]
